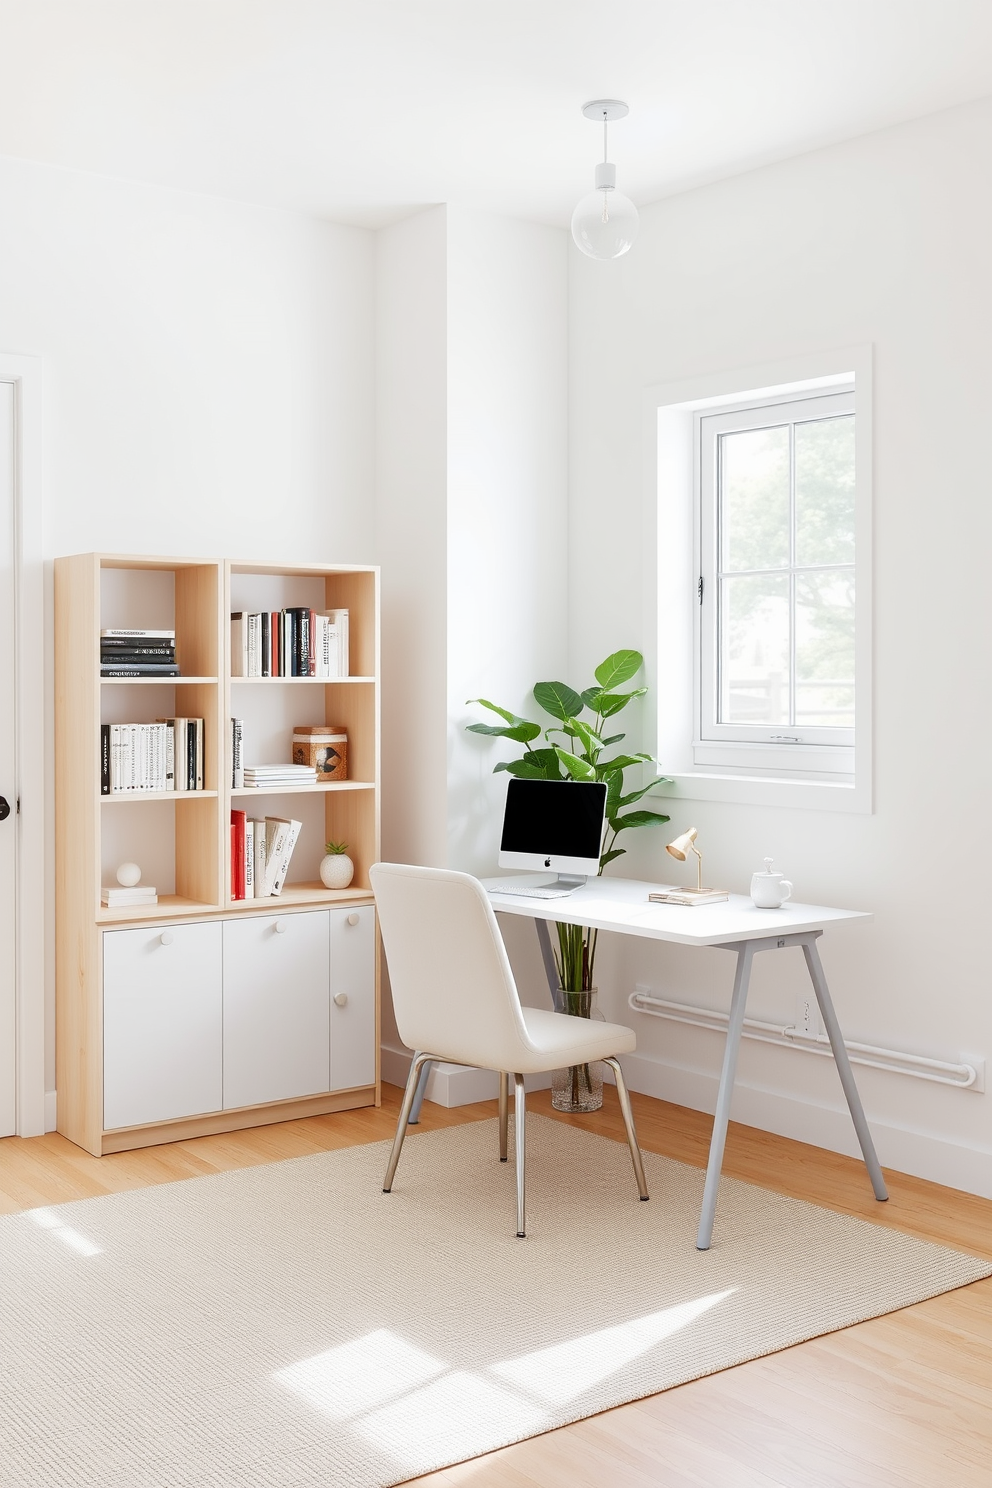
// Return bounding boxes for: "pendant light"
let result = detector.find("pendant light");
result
[570,99,639,260]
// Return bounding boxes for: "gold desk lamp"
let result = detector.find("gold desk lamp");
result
[649,827,728,905]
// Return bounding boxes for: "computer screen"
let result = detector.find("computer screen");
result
[498,777,607,879]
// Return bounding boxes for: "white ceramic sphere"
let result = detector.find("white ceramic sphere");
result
[116,862,142,887]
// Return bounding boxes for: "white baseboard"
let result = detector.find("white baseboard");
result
[44,1089,57,1133]
[620,1050,992,1201]
[380,1042,992,1200]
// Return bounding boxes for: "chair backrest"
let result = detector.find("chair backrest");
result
[369,862,534,1071]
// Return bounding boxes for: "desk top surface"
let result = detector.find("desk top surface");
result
[483,875,871,947]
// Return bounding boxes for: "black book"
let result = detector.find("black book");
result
[260,610,271,678]
[100,664,181,677]
[100,647,177,662]
[100,724,110,795]
[100,635,176,650]
[187,718,197,791]
[286,608,299,676]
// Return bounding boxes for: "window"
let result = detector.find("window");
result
[695,387,856,780]
[650,348,871,812]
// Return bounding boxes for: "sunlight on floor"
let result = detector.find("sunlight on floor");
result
[26,1207,102,1257]
[490,1288,737,1406]
[272,1290,736,1468]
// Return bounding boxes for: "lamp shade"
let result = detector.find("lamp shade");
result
[666,828,698,862]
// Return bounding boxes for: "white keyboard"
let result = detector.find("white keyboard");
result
[487,882,578,900]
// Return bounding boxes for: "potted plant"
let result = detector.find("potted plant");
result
[468,649,670,1110]
[319,840,355,890]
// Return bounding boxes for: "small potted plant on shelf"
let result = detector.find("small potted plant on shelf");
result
[467,649,671,1111]
[320,841,355,890]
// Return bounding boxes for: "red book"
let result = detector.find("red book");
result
[231,810,247,900]
[271,611,280,677]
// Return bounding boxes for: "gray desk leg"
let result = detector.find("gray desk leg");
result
[535,917,563,1013]
[407,1059,433,1124]
[697,941,755,1251]
[803,938,888,1202]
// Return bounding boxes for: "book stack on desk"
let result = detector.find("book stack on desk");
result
[648,887,729,906]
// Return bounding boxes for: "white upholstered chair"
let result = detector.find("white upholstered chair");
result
[370,861,649,1237]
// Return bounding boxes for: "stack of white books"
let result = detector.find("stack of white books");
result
[242,763,317,788]
[102,884,159,908]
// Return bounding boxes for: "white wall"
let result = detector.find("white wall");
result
[568,97,992,1193]
[376,205,570,1072]
[0,154,375,1109]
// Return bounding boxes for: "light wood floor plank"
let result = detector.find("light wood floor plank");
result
[1,1083,990,1487]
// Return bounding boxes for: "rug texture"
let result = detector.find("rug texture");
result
[1,1116,988,1488]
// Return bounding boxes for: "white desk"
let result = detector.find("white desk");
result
[425,875,887,1249]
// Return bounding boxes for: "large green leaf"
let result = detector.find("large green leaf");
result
[533,681,584,723]
[599,847,626,868]
[604,771,624,817]
[594,650,643,690]
[598,754,649,775]
[466,721,542,743]
[618,780,668,807]
[600,732,625,746]
[467,697,524,725]
[584,687,648,718]
[609,808,671,834]
[580,685,603,708]
[553,747,597,782]
[502,759,559,779]
[568,718,602,759]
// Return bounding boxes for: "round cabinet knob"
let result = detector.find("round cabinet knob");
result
[274,918,287,934]
[333,992,349,1008]
[347,913,360,927]
[159,930,174,947]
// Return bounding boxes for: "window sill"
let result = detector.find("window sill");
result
[653,769,871,815]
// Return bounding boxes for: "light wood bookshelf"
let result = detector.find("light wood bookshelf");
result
[55,553,381,1156]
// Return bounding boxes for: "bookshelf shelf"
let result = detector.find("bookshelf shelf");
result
[56,552,381,1158]
[100,790,220,804]
[100,676,219,686]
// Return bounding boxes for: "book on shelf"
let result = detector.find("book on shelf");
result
[231,717,244,788]
[153,717,205,792]
[228,607,350,678]
[242,763,318,787]
[261,816,302,896]
[231,812,302,898]
[102,722,175,793]
[100,629,175,639]
[101,884,158,906]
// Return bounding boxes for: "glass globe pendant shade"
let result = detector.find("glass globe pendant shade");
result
[571,186,639,259]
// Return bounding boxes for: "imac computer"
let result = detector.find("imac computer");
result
[492,777,607,898]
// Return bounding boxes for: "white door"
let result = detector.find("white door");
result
[0,382,15,1136]
[222,911,330,1109]
[328,906,376,1091]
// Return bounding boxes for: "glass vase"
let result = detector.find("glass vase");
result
[551,988,604,1113]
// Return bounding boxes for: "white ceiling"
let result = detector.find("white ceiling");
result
[2,0,992,228]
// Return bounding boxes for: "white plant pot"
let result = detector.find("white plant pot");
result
[319,853,354,890]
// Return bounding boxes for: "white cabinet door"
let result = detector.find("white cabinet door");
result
[103,922,223,1130]
[329,906,376,1091]
[222,911,330,1109]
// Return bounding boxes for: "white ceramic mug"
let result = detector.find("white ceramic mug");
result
[750,858,793,909]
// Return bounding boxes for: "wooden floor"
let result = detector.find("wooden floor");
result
[2,1086,991,1487]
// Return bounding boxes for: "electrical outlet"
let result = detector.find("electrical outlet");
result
[795,991,821,1039]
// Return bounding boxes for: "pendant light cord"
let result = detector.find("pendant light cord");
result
[603,113,608,163]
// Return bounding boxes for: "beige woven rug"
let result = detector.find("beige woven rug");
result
[1,1116,988,1487]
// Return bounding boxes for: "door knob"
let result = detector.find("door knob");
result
[347,913,359,926]
[0,797,9,821]
[274,918,287,934]
[159,930,174,946]
[333,992,349,1007]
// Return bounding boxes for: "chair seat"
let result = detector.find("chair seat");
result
[514,1007,637,1073]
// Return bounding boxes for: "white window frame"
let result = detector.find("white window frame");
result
[643,347,872,814]
[696,385,856,780]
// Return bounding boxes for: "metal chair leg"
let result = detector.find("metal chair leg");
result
[514,1073,526,1237]
[383,1051,432,1192]
[603,1057,649,1201]
[498,1071,508,1161]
